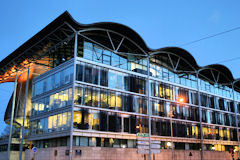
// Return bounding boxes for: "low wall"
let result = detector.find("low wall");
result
[25,147,238,160]
[0,151,25,160]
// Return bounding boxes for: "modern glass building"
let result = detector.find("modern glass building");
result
[1,11,240,160]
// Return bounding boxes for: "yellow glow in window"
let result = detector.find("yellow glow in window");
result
[62,113,67,125]
[58,114,63,126]
[108,93,115,108]
[52,115,57,128]
[116,95,122,108]
[74,111,82,123]
[48,116,53,129]
[159,85,164,98]
[219,129,223,138]
[227,129,230,139]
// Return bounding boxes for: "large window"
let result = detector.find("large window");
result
[150,81,174,100]
[73,109,148,134]
[83,41,143,71]
[33,66,73,97]
[151,100,166,117]
[151,118,171,136]
[75,86,148,114]
[32,88,72,116]
[30,112,71,135]
[73,109,91,130]
[76,61,146,95]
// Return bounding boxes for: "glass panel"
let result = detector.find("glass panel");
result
[116,93,122,111]
[92,110,100,130]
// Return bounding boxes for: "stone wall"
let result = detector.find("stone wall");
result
[25,147,238,160]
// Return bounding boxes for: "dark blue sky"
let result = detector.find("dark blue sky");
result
[0,0,240,133]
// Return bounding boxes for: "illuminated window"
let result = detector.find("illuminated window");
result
[159,84,164,98]
[84,88,92,106]
[52,115,58,130]
[92,89,99,107]
[74,111,82,124]
[62,112,67,126]
[48,116,53,132]
[165,86,173,100]
[116,93,122,110]
[73,110,90,130]
[108,92,115,109]
[219,128,224,139]
[100,90,108,108]
[34,102,38,115]
[38,100,45,112]
[227,129,230,140]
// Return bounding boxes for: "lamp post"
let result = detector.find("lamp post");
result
[170,104,174,160]
[169,97,185,160]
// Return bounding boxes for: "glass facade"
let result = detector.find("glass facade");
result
[30,112,71,135]
[30,63,73,138]
[32,88,72,115]
[32,66,73,97]
[29,38,240,153]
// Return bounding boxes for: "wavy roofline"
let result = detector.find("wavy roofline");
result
[67,11,236,84]
[0,10,238,87]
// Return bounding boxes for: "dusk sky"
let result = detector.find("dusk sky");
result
[0,0,240,133]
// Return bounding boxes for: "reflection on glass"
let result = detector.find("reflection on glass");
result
[33,66,73,97]
[32,88,72,115]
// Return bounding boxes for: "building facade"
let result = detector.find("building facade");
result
[1,11,240,160]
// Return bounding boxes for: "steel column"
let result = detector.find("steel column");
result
[147,56,151,160]
[69,32,78,160]
[232,83,240,158]
[7,74,18,160]
[19,67,30,160]
[196,72,204,160]
[170,105,174,160]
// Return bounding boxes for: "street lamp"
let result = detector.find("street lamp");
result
[169,96,185,160]
[170,105,174,160]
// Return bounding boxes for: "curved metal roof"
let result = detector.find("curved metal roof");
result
[199,64,234,83]
[156,47,199,69]
[1,11,239,90]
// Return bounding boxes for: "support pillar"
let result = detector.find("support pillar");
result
[70,32,78,160]
[7,74,18,160]
[19,67,30,160]
[232,82,240,158]
[196,72,204,160]
[147,56,151,160]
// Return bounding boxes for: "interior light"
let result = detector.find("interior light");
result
[167,142,171,147]
[212,146,215,151]
[178,97,184,103]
